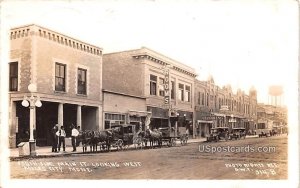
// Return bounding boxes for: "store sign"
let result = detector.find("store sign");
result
[201,116,225,120]
[164,68,170,105]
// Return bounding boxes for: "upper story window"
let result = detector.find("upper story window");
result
[55,63,66,92]
[198,92,201,105]
[185,86,190,102]
[159,77,164,96]
[171,81,175,99]
[9,62,18,91]
[201,93,205,105]
[77,68,87,95]
[206,93,209,106]
[150,74,157,95]
[178,83,184,101]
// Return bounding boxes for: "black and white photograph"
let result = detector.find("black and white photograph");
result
[0,0,298,188]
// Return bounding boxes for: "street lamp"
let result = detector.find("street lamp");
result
[22,83,42,156]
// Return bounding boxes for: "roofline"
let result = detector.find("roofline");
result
[10,23,103,50]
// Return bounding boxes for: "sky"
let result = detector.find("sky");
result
[1,0,298,106]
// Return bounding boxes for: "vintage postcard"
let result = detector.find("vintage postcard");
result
[0,0,298,188]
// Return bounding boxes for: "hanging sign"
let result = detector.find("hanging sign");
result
[164,67,170,105]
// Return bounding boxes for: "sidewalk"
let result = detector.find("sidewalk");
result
[9,137,207,159]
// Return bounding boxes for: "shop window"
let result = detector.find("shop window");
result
[150,74,157,95]
[9,62,18,91]
[55,63,66,92]
[77,68,87,95]
[104,113,126,129]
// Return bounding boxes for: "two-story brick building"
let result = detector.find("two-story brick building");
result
[9,25,103,147]
[102,47,197,136]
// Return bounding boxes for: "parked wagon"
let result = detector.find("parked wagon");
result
[158,126,188,147]
[110,124,144,150]
[206,127,229,142]
[229,127,246,140]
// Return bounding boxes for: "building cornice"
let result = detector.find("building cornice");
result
[10,24,103,56]
[132,52,197,78]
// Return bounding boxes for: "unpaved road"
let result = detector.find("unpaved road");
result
[10,135,287,179]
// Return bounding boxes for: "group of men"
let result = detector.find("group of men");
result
[51,124,80,152]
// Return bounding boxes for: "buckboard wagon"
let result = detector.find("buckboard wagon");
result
[158,127,188,147]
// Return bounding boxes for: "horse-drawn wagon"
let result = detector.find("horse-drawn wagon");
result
[229,127,246,140]
[110,124,144,150]
[158,126,188,147]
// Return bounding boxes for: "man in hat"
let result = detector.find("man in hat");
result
[57,126,66,152]
[71,124,79,152]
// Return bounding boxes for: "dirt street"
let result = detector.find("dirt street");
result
[9,135,287,179]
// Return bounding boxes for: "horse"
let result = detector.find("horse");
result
[81,130,93,153]
[145,129,162,148]
[92,130,113,152]
[81,130,112,153]
[132,129,145,149]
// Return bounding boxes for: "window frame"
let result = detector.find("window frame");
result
[9,62,18,91]
[185,85,191,102]
[150,74,157,96]
[159,77,165,96]
[55,62,66,92]
[77,68,87,95]
[178,83,184,101]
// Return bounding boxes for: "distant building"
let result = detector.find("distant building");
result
[194,76,257,137]
[9,24,103,147]
[256,103,288,134]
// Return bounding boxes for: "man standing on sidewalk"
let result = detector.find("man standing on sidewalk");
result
[51,124,58,152]
[56,126,66,152]
[71,125,79,152]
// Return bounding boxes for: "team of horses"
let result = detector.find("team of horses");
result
[77,128,164,153]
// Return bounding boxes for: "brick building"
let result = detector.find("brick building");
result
[194,76,258,137]
[103,47,197,136]
[9,25,103,147]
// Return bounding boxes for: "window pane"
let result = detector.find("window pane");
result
[150,74,157,81]
[179,83,184,89]
[77,68,87,95]
[59,66,65,77]
[9,62,18,91]
[150,82,156,95]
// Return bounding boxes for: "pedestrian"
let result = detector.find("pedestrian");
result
[51,124,58,152]
[56,126,66,152]
[71,125,79,152]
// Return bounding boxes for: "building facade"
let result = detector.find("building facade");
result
[256,103,288,134]
[103,47,197,136]
[9,25,103,147]
[194,76,258,137]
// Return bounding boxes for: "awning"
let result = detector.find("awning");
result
[128,110,151,117]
